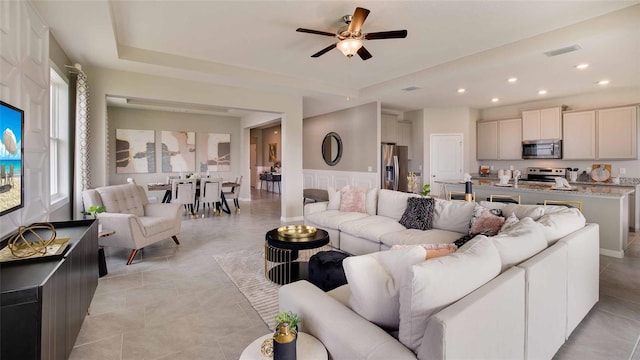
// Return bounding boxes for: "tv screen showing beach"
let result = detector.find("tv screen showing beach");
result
[0,101,24,216]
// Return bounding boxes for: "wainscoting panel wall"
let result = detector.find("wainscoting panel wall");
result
[303,169,378,190]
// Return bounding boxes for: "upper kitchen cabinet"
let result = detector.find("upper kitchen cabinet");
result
[381,114,399,143]
[522,106,563,141]
[598,106,638,159]
[397,121,412,157]
[477,118,521,160]
[563,110,597,159]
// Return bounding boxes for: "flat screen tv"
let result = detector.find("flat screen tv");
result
[0,100,24,216]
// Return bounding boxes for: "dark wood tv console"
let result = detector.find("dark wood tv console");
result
[0,220,99,360]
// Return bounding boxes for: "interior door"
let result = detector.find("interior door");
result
[430,133,463,197]
[250,144,257,188]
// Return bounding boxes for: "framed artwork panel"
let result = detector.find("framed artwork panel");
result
[196,133,230,172]
[115,129,156,174]
[161,131,196,173]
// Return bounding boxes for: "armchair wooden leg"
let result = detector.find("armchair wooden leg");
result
[172,235,180,245]
[126,249,139,265]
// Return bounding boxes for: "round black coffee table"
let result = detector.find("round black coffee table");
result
[264,227,330,285]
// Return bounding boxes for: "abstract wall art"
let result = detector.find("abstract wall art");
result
[115,129,155,173]
[196,133,231,172]
[161,131,195,173]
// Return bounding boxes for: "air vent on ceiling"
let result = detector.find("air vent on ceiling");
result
[544,44,582,57]
[401,86,422,92]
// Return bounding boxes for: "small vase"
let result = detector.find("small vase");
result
[273,322,297,360]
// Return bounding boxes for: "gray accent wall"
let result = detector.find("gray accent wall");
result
[304,102,378,172]
[107,106,241,185]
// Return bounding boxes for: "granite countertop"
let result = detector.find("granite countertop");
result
[472,174,640,187]
[438,179,635,198]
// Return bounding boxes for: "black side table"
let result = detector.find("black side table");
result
[264,228,330,285]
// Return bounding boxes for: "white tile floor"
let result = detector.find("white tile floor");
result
[71,188,640,359]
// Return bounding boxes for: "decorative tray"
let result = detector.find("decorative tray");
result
[277,225,317,238]
[0,237,71,264]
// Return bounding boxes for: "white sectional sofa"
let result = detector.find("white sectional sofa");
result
[281,188,599,360]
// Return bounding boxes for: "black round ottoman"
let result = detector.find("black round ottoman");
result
[308,251,350,292]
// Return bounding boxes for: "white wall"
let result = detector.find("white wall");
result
[84,67,304,222]
[478,88,640,177]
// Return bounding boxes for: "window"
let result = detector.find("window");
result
[50,66,69,208]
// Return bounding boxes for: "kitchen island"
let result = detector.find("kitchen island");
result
[437,179,634,258]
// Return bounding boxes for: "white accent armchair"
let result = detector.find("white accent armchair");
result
[82,183,182,265]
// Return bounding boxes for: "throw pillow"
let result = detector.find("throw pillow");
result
[491,217,547,272]
[398,197,435,230]
[339,188,367,213]
[500,213,519,233]
[469,204,505,236]
[327,186,342,210]
[343,246,427,329]
[432,198,476,233]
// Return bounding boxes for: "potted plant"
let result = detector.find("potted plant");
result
[84,205,106,219]
[420,184,431,197]
[274,311,301,333]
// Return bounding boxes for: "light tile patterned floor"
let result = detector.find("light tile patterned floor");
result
[71,189,640,359]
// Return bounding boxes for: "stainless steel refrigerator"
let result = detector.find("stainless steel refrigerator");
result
[381,143,409,192]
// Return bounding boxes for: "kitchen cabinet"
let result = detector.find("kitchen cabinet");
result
[563,110,596,159]
[1,220,99,360]
[397,121,412,157]
[597,106,638,159]
[477,121,498,160]
[477,118,521,160]
[381,114,398,143]
[522,107,563,141]
[498,118,522,160]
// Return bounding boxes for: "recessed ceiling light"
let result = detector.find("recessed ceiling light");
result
[457,88,466,93]
[576,63,589,70]
[538,90,547,95]
[491,98,499,103]
[507,77,518,83]
[598,79,610,85]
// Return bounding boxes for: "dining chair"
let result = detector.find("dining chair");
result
[223,175,243,213]
[171,178,197,216]
[543,199,583,212]
[200,179,222,217]
[447,190,475,202]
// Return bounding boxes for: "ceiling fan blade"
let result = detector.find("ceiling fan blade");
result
[311,43,337,58]
[348,7,370,34]
[364,30,408,40]
[296,28,336,37]
[357,46,372,61]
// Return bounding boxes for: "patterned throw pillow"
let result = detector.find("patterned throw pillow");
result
[469,204,505,236]
[398,197,435,230]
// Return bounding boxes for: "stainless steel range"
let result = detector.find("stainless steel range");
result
[522,167,566,182]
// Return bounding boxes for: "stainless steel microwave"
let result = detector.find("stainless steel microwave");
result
[522,140,562,159]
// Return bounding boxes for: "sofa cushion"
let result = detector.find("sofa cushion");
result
[96,184,145,217]
[536,207,586,245]
[305,210,369,231]
[365,188,378,216]
[327,186,343,210]
[379,228,463,249]
[398,236,501,352]
[479,201,545,221]
[432,198,476,233]
[398,197,435,230]
[377,189,419,221]
[339,215,407,242]
[340,187,367,213]
[492,217,547,272]
[343,246,427,329]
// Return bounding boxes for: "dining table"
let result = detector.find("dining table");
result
[147,180,239,214]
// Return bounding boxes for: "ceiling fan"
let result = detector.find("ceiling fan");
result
[296,7,408,60]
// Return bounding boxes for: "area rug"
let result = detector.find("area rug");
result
[213,248,280,329]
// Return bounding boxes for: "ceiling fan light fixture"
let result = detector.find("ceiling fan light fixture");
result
[337,38,363,57]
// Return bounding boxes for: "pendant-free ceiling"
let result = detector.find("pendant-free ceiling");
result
[296,7,408,61]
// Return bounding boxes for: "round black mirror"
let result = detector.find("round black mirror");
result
[321,132,342,166]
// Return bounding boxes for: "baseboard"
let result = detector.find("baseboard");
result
[599,248,624,258]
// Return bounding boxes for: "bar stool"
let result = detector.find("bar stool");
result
[488,194,521,204]
[447,191,475,202]
[543,200,583,212]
